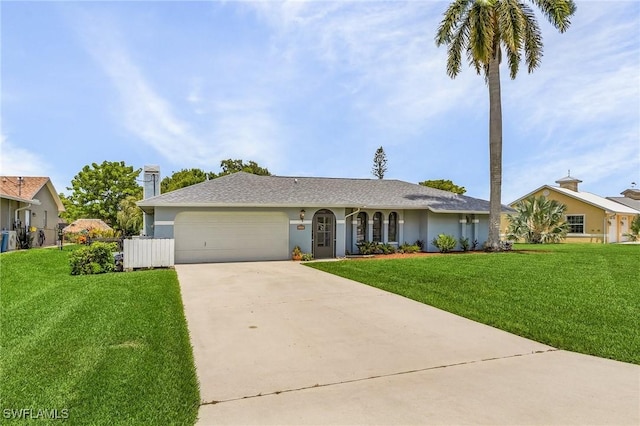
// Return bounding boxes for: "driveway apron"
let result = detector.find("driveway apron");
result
[176,261,639,425]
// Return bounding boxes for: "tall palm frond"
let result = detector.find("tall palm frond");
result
[435,0,576,250]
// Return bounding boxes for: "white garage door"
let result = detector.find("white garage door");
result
[174,211,289,263]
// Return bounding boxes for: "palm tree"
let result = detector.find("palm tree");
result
[116,195,143,237]
[435,0,576,250]
[506,195,569,243]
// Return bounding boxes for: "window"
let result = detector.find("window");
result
[44,211,48,228]
[372,212,383,242]
[356,212,368,243]
[388,212,398,242]
[566,215,584,234]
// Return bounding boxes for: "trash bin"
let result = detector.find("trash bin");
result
[1,231,8,253]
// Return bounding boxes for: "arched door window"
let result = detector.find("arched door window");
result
[356,212,368,243]
[388,212,398,242]
[372,212,383,242]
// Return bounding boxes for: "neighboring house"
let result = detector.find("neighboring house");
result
[138,169,509,263]
[607,188,640,214]
[503,175,638,243]
[0,176,65,247]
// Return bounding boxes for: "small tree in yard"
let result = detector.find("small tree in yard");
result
[506,196,569,244]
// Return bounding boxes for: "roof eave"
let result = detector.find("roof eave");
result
[0,194,33,203]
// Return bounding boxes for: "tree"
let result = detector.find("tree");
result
[419,179,466,194]
[59,192,82,223]
[506,195,569,243]
[116,195,143,236]
[219,159,271,176]
[371,146,387,179]
[65,161,142,227]
[435,0,576,250]
[161,168,215,193]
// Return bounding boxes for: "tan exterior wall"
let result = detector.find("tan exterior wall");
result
[502,188,637,244]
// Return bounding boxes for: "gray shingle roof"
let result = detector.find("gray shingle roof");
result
[606,197,640,213]
[138,172,504,213]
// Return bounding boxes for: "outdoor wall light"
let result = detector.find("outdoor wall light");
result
[299,209,306,221]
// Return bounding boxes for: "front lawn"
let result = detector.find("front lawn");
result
[308,244,640,365]
[1,247,199,424]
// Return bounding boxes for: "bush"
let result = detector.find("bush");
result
[300,253,314,261]
[379,243,396,254]
[459,237,470,252]
[69,242,118,275]
[357,241,380,255]
[399,242,421,253]
[431,234,457,253]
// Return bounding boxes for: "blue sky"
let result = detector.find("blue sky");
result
[1,1,638,202]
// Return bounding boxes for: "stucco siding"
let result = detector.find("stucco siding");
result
[402,210,421,247]
[1,198,14,230]
[425,212,460,252]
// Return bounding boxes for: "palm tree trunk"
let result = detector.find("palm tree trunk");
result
[487,51,502,251]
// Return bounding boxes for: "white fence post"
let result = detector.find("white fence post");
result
[123,238,175,270]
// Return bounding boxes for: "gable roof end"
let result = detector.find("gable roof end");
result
[0,176,65,212]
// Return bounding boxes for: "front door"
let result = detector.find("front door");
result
[313,209,335,259]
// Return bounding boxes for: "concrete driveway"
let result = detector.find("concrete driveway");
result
[176,261,639,425]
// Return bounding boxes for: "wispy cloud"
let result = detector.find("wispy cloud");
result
[75,14,209,163]
[0,134,51,177]
[247,1,482,136]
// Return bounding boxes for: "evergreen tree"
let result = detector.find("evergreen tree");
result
[371,146,387,179]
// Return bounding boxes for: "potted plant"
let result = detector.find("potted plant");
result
[292,245,302,261]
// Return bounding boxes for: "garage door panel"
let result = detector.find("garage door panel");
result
[175,212,289,263]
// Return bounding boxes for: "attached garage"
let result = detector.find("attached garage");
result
[174,211,289,263]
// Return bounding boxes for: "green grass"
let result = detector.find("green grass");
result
[308,244,640,365]
[1,247,199,425]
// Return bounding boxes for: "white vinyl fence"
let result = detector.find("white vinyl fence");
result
[123,238,174,270]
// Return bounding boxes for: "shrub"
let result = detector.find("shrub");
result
[300,253,314,261]
[379,243,396,254]
[431,234,457,253]
[69,242,117,275]
[399,242,421,253]
[357,241,380,255]
[459,237,470,252]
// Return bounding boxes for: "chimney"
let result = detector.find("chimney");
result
[555,171,582,192]
[143,165,160,199]
[142,165,160,237]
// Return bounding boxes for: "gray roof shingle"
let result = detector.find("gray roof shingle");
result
[606,197,640,213]
[138,172,504,213]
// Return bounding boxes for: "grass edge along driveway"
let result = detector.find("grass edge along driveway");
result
[308,244,639,365]
[1,247,199,425]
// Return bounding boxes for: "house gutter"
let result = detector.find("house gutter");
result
[13,199,41,226]
[344,207,362,220]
